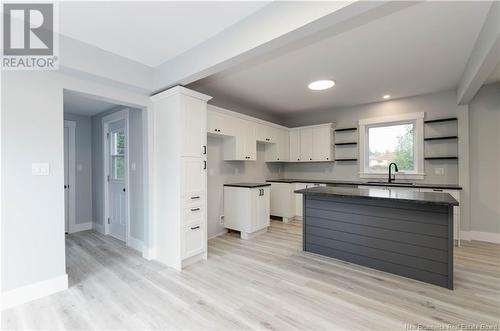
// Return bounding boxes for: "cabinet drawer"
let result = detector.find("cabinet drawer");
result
[183,205,204,226]
[183,194,205,206]
[182,223,204,259]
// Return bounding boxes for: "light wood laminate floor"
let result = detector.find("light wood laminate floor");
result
[2,219,500,330]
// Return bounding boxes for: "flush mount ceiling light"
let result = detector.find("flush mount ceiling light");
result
[308,80,335,91]
[383,94,391,99]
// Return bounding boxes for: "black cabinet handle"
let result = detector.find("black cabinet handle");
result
[203,161,207,169]
[190,208,200,212]
[261,189,264,196]
[123,188,126,192]
[202,145,207,155]
[190,226,200,230]
[190,196,200,200]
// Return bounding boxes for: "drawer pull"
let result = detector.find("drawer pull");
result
[190,208,200,212]
[190,196,200,200]
[190,226,200,230]
[433,189,443,192]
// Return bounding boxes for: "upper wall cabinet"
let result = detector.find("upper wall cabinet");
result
[207,106,332,163]
[265,127,289,162]
[290,124,334,162]
[207,110,235,136]
[222,118,257,161]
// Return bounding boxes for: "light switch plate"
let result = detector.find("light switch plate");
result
[77,164,83,172]
[32,163,50,176]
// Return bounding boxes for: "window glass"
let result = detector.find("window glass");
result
[111,130,125,180]
[367,123,415,172]
[112,156,125,180]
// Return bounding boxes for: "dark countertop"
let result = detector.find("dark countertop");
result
[294,186,459,206]
[224,183,271,188]
[267,178,462,190]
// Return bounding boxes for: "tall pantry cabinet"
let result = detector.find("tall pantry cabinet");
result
[150,86,212,270]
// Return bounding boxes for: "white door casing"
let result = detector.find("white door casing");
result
[63,120,76,234]
[103,109,130,245]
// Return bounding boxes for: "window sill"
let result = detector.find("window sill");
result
[359,172,425,180]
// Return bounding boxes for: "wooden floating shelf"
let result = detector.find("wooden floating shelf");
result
[424,117,457,124]
[335,127,357,132]
[335,142,358,146]
[335,158,358,161]
[424,136,458,141]
[424,157,458,160]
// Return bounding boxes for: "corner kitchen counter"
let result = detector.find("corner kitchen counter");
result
[295,186,457,289]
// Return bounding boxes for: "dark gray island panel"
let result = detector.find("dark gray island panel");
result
[297,187,455,289]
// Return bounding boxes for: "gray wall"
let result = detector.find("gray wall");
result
[207,136,283,237]
[282,90,464,185]
[469,83,500,235]
[64,113,93,225]
[91,107,145,242]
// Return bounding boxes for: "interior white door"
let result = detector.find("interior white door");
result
[64,127,69,233]
[107,119,127,242]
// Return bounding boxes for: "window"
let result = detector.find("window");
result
[368,123,415,172]
[359,112,424,179]
[111,130,125,180]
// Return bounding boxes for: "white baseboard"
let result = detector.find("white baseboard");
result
[460,231,500,244]
[142,247,156,260]
[1,274,68,311]
[69,222,92,233]
[127,236,143,253]
[93,222,105,234]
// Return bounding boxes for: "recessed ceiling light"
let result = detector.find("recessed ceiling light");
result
[308,80,335,91]
[383,94,391,99]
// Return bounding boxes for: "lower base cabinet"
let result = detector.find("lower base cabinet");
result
[224,185,270,239]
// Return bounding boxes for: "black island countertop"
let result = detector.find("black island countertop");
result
[267,178,462,190]
[295,186,459,206]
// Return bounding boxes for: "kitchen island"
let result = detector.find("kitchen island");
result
[295,186,459,289]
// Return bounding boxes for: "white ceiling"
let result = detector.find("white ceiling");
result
[189,2,491,114]
[64,90,119,116]
[60,1,270,67]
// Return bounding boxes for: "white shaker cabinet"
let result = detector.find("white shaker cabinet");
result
[207,108,235,136]
[150,86,211,270]
[289,129,301,161]
[223,118,256,161]
[300,128,314,161]
[265,128,290,162]
[289,124,334,162]
[269,182,296,222]
[224,184,270,239]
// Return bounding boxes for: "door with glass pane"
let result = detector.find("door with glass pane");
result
[108,119,127,241]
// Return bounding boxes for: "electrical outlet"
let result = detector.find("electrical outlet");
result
[435,167,445,176]
[219,215,224,225]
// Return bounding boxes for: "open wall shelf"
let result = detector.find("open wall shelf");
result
[424,117,457,124]
[424,156,458,160]
[335,142,357,146]
[424,136,458,141]
[335,127,357,132]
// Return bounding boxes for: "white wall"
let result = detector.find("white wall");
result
[282,90,466,185]
[63,113,93,225]
[207,136,283,238]
[1,70,149,300]
[469,83,500,237]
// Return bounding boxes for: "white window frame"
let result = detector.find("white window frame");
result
[359,112,425,180]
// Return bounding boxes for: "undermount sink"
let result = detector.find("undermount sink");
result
[367,181,416,186]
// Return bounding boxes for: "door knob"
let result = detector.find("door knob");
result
[122,188,126,192]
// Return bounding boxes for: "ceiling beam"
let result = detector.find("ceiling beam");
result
[153,1,416,94]
[457,2,500,105]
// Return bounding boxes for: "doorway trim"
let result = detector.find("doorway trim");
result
[64,120,77,234]
[102,109,130,246]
